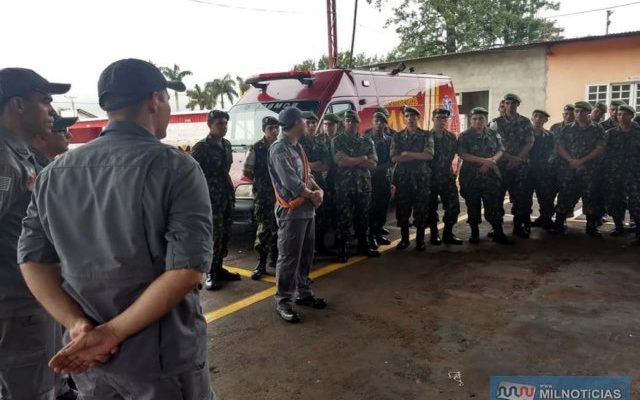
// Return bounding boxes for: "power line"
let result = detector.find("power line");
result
[185,0,320,14]
[545,1,640,18]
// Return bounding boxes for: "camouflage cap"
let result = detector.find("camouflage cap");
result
[610,100,626,107]
[532,109,550,118]
[403,106,421,116]
[573,101,593,112]
[301,111,319,121]
[322,113,341,123]
[594,102,607,113]
[432,108,451,117]
[618,104,636,115]
[376,106,390,116]
[470,107,489,116]
[503,93,521,103]
[373,111,388,123]
[563,104,575,112]
[262,116,279,131]
[343,110,361,123]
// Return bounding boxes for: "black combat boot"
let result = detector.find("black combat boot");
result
[205,258,222,291]
[368,233,379,250]
[491,223,514,245]
[531,216,544,227]
[611,217,625,237]
[336,238,349,263]
[469,224,480,244]
[443,223,463,245]
[523,215,532,234]
[374,227,391,245]
[356,235,380,257]
[251,251,268,280]
[396,225,410,250]
[585,215,602,238]
[429,223,442,245]
[415,227,426,251]
[380,227,391,235]
[513,216,530,239]
[549,214,567,234]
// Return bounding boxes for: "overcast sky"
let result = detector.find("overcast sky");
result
[2,0,638,116]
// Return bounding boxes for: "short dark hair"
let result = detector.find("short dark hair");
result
[104,94,148,118]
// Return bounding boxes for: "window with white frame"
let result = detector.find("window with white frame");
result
[587,85,607,105]
[585,82,640,114]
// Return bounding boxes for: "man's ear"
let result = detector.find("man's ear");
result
[147,91,164,114]
[7,97,27,115]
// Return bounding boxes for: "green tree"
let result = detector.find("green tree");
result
[368,0,563,59]
[208,74,238,109]
[236,76,250,96]
[159,64,193,111]
[186,84,216,111]
[294,51,385,71]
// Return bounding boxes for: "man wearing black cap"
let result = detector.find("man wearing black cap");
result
[268,106,326,323]
[18,59,217,399]
[391,106,434,250]
[365,111,393,248]
[192,109,241,290]
[427,108,462,245]
[244,116,280,280]
[492,93,535,238]
[458,107,512,245]
[28,112,77,170]
[332,110,380,261]
[551,101,606,237]
[527,110,556,230]
[0,67,70,400]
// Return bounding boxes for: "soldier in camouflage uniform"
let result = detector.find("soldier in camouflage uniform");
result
[365,112,393,248]
[192,109,241,290]
[244,116,280,280]
[550,104,575,136]
[364,106,397,137]
[458,107,512,245]
[590,102,607,124]
[491,93,535,238]
[604,105,640,237]
[527,110,556,230]
[391,106,434,251]
[332,110,380,261]
[600,100,626,131]
[551,101,607,237]
[426,108,462,245]
[616,105,640,244]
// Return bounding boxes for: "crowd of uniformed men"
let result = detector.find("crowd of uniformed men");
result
[2,58,640,399]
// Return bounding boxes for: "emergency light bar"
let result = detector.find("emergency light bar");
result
[246,71,315,90]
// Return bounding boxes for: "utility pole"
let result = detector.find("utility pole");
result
[349,0,359,68]
[326,0,338,69]
[64,95,77,116]
[606,10,613,35]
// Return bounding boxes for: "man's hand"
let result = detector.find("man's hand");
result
[506,157,522,170]
[479,158,496,174]
[310,190,324,208]
[569,158,584,170]
[400,151,412,159]
[49,323,121,375]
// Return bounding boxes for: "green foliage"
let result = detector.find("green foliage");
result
[293,51,387,71]
[186,74,240,111]
[368,0,563,59]
[159,64,193,110]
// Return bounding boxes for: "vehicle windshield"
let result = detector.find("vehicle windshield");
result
[227,100,320,147]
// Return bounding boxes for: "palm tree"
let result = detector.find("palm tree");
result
[186,84,216,111]
[236,76,250,96]
[159,64,193,111]
[209,74,238,109]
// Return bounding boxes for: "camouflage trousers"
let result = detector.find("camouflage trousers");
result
[605,168,627,219]
[211,203,232,272]
[254,201,278,258]
[498,163,531,218]
[555,167,604,217]
[526,166,557,220]
[370,174,391,234]
[395,175,430,228]
[427,176,461,226]
[334,180,372,240]
[460,172,503,226]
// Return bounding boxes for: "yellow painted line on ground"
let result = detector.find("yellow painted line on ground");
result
[224,265,276,284]
[205,213,472,324]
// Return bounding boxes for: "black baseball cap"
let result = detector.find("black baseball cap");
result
[0,68,70,105]
[98,58,186,112]
[52,115,78,132]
